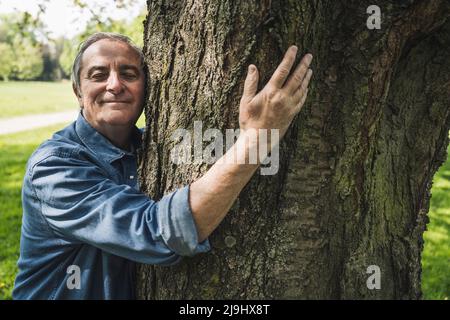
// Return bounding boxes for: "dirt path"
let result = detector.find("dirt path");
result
[0,111,79,135]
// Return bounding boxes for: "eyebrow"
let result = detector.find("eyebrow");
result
[86,65,141,77]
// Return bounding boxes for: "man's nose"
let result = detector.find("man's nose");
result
[106,71,123,94]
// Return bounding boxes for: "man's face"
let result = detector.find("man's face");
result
[74,39,145,128]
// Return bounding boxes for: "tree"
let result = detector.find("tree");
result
[0,43,14,81]
[10,37,43,80]
[58,10,146,78]
[58,37,78,78]
[0,13,44,80]
[137,0,450,299]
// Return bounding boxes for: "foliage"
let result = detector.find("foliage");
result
[0,14,44,81]
[77,11,145,47]
[10,37,44,80]
[0,1,146,81]
[58,38,79,78]
[0,43,14,81]
[58,11,146,78]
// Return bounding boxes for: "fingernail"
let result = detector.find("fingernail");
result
[248,65,255,73]
[307,54,313,63]
[291,45,298,53]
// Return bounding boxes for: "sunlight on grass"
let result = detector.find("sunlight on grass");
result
[422,141,450,300]
[0,81,77,118]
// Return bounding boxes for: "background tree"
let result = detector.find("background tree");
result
[0,43,14,81]
[137,0,450,299]
[10,37,44,81]
[58,7,145,79]
[0,0,145,81]
[58,37,78,78]
[0,13,44,81]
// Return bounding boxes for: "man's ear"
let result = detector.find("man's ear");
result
[72,83,83,107]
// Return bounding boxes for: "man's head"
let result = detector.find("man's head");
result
[72,32,145,129]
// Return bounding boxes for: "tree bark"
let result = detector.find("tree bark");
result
[137,0,450,299]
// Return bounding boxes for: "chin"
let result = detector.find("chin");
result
[102,110,137,126]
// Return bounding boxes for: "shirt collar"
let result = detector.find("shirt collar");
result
[75,111,142,163]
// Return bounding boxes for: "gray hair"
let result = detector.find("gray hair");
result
[71,32,144,92]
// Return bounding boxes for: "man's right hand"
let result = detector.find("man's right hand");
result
[239,46,313,138]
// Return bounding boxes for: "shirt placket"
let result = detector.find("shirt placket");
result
[122,155,139,190]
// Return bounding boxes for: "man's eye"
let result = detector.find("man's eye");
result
[122,73,138,80]
[91,73,107,80]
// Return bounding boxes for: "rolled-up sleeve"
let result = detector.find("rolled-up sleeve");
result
[30,154,210,265]
[157,185,211,256]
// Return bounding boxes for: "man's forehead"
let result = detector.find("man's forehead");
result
[81,39,142,69]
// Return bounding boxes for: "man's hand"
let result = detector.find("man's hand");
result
[190,46,314,243]
[239,46,313,138]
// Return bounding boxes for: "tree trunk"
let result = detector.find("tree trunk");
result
[137,0,450,299]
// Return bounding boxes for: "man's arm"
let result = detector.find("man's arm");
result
[190,46,313,242]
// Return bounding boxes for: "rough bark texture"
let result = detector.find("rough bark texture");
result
[137,0,450,299]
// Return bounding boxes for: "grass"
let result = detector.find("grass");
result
[0,81,78,118]
[422,141,450,300]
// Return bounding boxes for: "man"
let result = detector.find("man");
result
[13,32,313,299]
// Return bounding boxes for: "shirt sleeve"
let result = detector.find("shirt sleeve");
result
[29,154,211,265]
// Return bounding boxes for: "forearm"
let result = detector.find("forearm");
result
[189,130,261,242]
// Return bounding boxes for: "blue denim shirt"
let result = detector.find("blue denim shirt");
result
[12,112,210,299]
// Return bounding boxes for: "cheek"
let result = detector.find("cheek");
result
[132,83,145,105]
[81,88,102,105]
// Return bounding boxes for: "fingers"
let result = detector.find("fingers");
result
[241,64,259,104]
[285,53,313,94]
[268,45,298,89]
[293,68,312,104]
[294,88,309,114]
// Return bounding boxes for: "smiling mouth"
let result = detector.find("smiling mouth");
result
[102,101,132,106]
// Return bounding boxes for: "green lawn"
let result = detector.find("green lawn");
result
[0,81,78,118]
[422,142,450,300]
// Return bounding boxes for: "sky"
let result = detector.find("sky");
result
[0,0,146,38]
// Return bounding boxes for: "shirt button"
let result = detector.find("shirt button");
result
[129,176,134,179]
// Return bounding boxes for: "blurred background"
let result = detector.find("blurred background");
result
[0,0,448,300]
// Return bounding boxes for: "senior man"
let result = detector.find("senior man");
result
[13,32,313,299]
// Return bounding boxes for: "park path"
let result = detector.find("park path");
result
[0,110,79,135]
